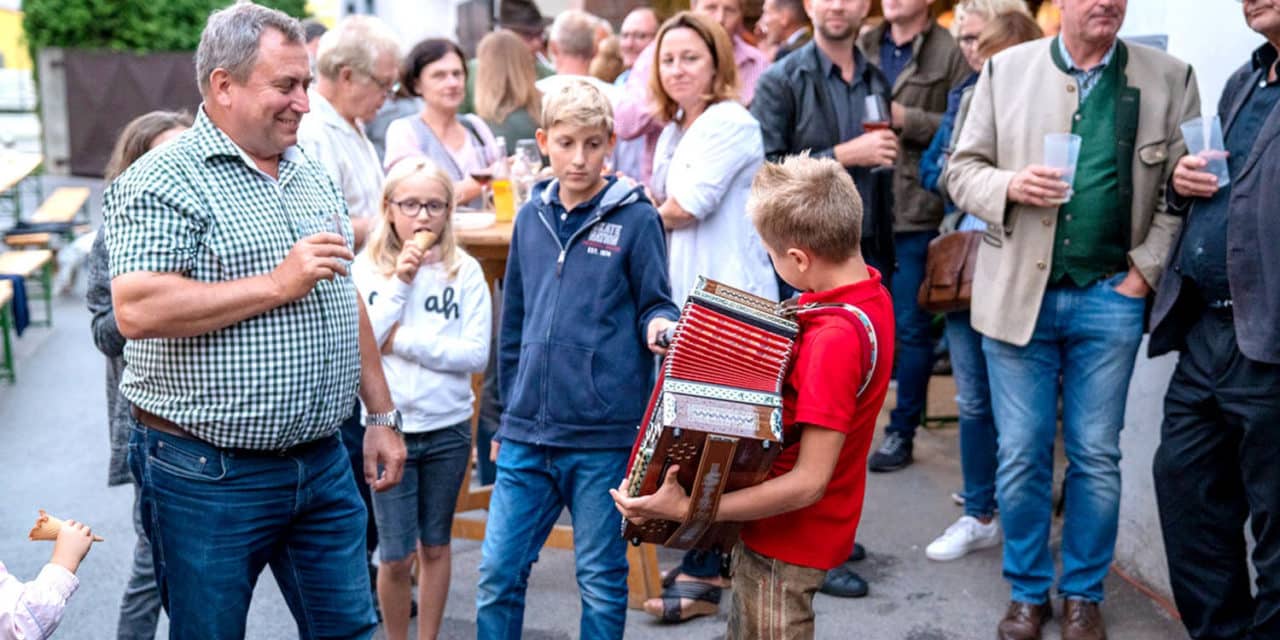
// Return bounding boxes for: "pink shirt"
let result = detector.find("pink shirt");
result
[0,562,78,640]
[614,34,767,187]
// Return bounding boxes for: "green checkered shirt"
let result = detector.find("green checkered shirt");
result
[104,108,361,450]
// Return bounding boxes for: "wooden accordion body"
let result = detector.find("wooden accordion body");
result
[622,278,799,551]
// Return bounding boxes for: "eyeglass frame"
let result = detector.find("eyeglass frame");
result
[356,67,401,97]
[387,198,450,218]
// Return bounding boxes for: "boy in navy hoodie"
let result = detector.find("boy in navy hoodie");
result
[475,78,680,640]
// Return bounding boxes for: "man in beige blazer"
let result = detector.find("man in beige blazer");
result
[946,1,1199,638]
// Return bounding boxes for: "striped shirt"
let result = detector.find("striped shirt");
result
[103,108,361,450]
[1057,36,1118,102]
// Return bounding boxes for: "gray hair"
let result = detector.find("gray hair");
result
[195,1,305,95]
[315,15,403,81]
[549,9,599,60]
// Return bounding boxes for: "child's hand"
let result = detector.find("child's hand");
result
[609,466,691,524]
[50,520,94,574]
[646,317,677,356]
[395,243,425,284]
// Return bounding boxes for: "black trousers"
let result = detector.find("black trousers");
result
[1154,310,1280,640]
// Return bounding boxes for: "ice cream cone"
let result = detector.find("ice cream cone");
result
[413,230,437,251]
[29,510,104,542]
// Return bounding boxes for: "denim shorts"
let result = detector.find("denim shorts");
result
[371,420,471,561]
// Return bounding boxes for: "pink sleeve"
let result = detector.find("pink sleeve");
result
[614,43,662,141]
[382,118,424,172]
[0,563,78,640]
[733,38,767,106]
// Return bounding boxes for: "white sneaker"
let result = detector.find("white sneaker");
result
[925,515,1001,561]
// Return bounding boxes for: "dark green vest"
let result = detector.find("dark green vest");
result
[1049,40,1139,286]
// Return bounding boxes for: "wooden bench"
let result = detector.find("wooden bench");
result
[0,279,13,383]
[0,250,53,327]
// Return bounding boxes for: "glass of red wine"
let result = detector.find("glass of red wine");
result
[863,95,893,173]
[469,168,493,211]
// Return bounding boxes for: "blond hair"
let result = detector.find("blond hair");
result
[539,77,614,133]
[748,154,863,262]
[475,30,542,124]
[315,15,402,81]
[367,159,466,280]
[649,12,739,124]
[977,11,1043,59]
[952,0,1030,35]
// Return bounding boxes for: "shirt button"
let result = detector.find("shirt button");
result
[1065,214,1073,222]
[1067,84,1077,93]
[1063,238,1072,247]
[1074,114,1083,122]
[1042,217,1052,226]
[1037,260,1047,270]
[561,213,567,220]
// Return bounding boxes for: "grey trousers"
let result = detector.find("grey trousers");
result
[117,485,162,640]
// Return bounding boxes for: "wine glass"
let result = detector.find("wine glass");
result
[516,138,542,174]
[863,95,890,133]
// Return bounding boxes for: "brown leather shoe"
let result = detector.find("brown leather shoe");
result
[997,600,1053,640]
[1061,598,1106,640]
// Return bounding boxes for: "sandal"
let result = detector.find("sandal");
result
[643,580,722,623]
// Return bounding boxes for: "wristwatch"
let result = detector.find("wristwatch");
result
[362,410,402,433]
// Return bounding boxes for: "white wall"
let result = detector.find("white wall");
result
[1121,0,1265,109]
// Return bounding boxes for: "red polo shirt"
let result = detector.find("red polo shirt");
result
[740,269,895,570]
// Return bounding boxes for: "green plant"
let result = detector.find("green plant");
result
[23,0,309,59]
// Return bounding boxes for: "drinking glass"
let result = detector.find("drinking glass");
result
[1180,116,1231,187]
[1043,133,1083,205]
[516,138,543,174]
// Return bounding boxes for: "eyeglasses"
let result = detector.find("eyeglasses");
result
[958,35,980,48]
[389,198,449,218]
[359,69,400,97]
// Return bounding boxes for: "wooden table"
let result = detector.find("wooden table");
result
[451,219,663,610]
[0,153,44,223]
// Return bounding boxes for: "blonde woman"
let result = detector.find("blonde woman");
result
[473,31,542,155]
[353,159,491,640]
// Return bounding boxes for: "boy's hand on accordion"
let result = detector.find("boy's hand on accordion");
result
[646,317,678,356]
[609,465,691,524]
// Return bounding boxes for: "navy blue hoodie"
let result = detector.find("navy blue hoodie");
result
[498,177,679,450]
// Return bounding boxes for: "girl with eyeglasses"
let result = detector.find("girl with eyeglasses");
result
[352,158,492,640]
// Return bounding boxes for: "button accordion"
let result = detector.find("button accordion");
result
[622,277,879,551]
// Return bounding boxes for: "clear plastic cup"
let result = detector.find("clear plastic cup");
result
[1180,116,1231,187]
[1043,133,1083,205]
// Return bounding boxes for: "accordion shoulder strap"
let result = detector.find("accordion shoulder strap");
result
[792,302,879,397]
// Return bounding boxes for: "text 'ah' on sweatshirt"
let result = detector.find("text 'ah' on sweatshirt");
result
[353,250,492,433]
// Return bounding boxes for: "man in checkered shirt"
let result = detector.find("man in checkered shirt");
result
[103,3,406,638]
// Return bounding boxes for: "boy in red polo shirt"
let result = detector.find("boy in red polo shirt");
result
[611,154,895,639]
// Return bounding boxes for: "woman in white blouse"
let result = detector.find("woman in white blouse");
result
[649,11,777,305]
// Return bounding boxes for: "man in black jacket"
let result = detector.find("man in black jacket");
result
[1150,2,1280,638]
[748,0,892,600]
[750,0,895,275]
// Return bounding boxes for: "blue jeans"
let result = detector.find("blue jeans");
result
[887,230,939,439]
[982,274,1144,603]
[945,312,998,519]
[117,485,162,640]
[476,440,630,640]
[129,423,378,640]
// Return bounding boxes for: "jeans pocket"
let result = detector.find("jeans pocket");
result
[147,435,227,482]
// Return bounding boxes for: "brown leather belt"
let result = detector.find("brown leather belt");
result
[130,406,335,457]
[131,406,191,439]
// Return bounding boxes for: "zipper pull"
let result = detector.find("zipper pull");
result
[556,250,566,277]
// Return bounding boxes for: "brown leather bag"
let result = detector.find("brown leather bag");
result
[917,230,982,314]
